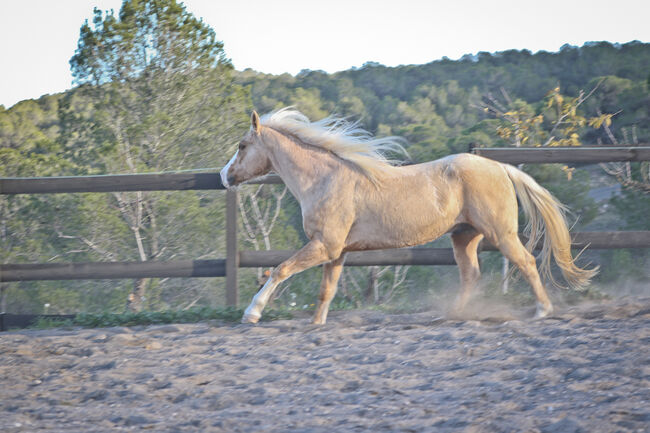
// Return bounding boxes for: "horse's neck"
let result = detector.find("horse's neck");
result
[266,130,341,203]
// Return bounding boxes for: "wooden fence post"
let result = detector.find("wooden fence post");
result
[225,189,239,306]
[0,283,5,332]
[0,283,6,313]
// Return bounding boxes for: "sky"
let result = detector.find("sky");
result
[1,0,649,109]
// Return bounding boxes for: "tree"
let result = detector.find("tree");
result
[598,122,650,193]
[479,83,612,148]
[0,96,96,314]
[238,184,290,283]
[66,0,250,311]
[478,85,605,292]
[5,39,650,313]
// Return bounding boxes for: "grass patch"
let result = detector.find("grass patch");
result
[31,316,75,329]
[28,306,292,330]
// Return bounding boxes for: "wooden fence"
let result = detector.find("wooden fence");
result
[2,146,650,310]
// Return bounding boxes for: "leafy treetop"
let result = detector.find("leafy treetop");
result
[70,0,230,85]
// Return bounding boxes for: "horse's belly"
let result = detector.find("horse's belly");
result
[344,202,458,251]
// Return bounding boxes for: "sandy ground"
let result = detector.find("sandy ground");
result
[1,297,649,433]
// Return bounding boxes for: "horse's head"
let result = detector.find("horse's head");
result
[220,111,273,188]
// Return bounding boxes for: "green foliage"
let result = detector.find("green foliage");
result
[28,306,292,330]
[70,0,229,85]
[611,188,650,230]
[482,85,615,148]
[237,41,650,146]
[3,0,252,314]
[31,316,75,329]
[524,164,598,228]
[598,249,648,283]
[74,306,266,327]
[65,0,250,310]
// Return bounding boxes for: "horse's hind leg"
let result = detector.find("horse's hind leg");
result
[494,234,554,318]
[312,254,346,325]
[450,227,484,315]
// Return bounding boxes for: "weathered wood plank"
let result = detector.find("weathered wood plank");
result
[0,172,224,194]
[347,249,457,266]
[571,231,650,249]
[240,231,650,268]
[3,146,648,193]
[0,314,76,332]
[239,248,458,267]
[473,146,650,164]
[0,260,225,282]
[480,231,650,251]
[2,231,647,282]
[246,174,283,185]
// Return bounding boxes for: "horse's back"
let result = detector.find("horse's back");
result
[398,153,510,195]
[342,153,518,251]
[431,152,505,175]
[396,153,519,235]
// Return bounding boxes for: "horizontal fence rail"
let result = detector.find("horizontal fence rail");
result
[0,314,76,332]
[240,248,458,268]
[2,147,648,195]
[1,260,226,282]
[240,231,650,268]
[3,231,648,282]
[0,172,225,194]
[472,146,650,164]
[508,231,650,250]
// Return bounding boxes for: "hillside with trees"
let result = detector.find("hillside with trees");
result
[1,0,649,315]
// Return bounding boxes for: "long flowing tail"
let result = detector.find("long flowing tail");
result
[502,164,598,289]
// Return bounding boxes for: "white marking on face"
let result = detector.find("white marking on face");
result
[220,150,239,188]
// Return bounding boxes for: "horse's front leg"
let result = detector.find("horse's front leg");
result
[242,239,339,324]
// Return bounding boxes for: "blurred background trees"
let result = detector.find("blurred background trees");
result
[1,0,649,314]
[3,0,252,313]
[65,1,251,311]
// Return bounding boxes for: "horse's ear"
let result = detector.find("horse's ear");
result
[251,111,261,134]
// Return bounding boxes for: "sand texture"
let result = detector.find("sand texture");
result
[1,297,649,432]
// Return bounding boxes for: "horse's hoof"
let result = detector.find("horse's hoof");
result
[241,313,260,324]
[534,303,553,319]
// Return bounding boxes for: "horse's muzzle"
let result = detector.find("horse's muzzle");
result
[220,168,238,189]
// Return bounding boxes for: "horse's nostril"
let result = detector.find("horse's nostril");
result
[227,175,236,186]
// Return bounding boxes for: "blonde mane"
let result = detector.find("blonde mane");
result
[260,107,407,183]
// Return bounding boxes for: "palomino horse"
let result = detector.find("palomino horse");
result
[221,108,597,324]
